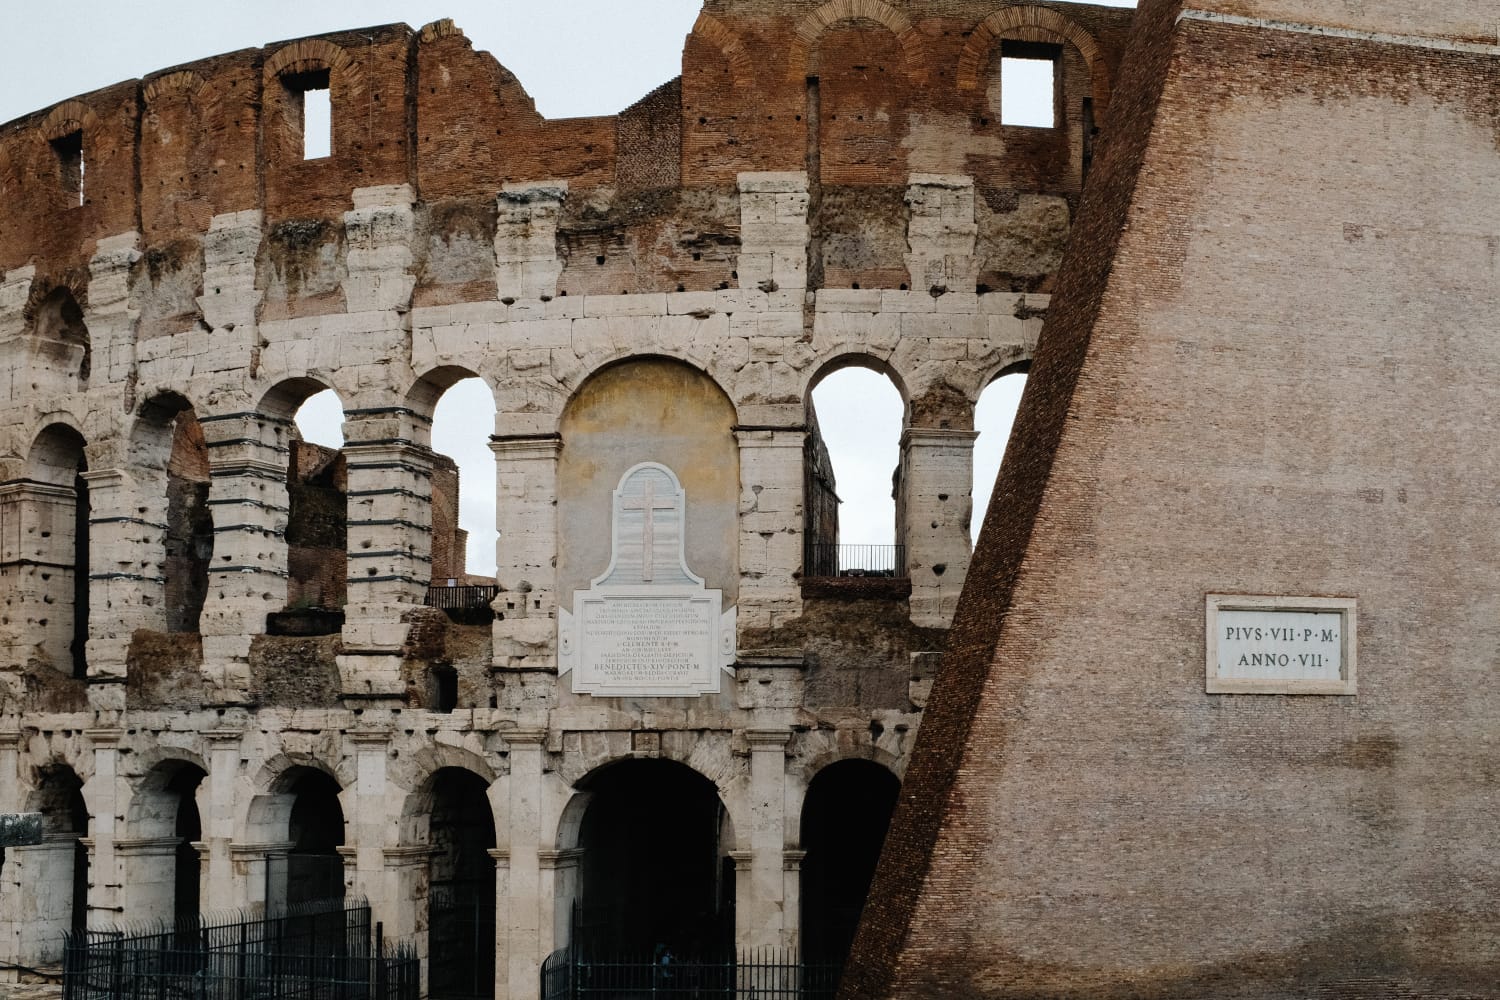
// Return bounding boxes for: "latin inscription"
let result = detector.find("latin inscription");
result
[1206,595,1356,695]
[580,598,716,688]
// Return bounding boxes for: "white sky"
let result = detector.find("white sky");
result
[2,0,1131,577]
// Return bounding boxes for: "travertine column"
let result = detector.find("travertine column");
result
[85,232,142,388]
[739,729,793,949]
[782,850,807,950]
[735,429,806,630]
[499,728,546,1000]
[200,415,292,702]
[494,183,567,302]
[0,730,20,981]
[346,730,395,917]
[382,846,433,965]
[340,438,434,697]
[342,185,417,314]
[488,849,511,1000]
[9,836,78,966]
[196,211,264,373]
[537,848,581,959]
[900,427,979,626]
[737,172,809,291]
[84,728,123,925]
[903,174,978,294]
[491,435,561,671]
[82,469,155,706]
[201,729,243,911]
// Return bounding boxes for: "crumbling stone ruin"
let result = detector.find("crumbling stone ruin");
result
[0,1,1134,997]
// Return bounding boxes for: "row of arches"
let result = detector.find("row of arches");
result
[7,753,898,990]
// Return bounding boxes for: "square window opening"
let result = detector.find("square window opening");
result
[283,69,332,160]
[1000,44,1059,129]
[50,130,84,207]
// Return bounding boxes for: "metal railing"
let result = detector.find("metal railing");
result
[424,585,499,624]
[803,544,906,579]
[63,898,419,1000]
[541,947,841,1000]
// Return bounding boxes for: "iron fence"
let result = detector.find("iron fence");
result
[541,947,841,1000]
[429,879,496,1000]
[804,544,906,579]
[424,585,499,624]
[63,898,418,1000]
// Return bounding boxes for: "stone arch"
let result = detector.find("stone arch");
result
[142,71,223,122]
[554,732,741,795]
[263,38,363,98]
[690,13,756,90]
[395,747,498,844]
[803,352,911,412]
[797,743,906,785]
[957,6,1112,117]
[787,0,929,84]
[38,101,102,144]
[558,347,741,427]
[404,365,490,449]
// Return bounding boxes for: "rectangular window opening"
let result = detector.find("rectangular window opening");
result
[1000,43,1059,129]
[284,69,332,160]
[50,130,84,207]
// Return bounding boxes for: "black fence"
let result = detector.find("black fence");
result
[804,544,906,579]
[541,947,841,1000]
[429,879,496,1000]
[63,898,419,1000]
[424,585,500,624]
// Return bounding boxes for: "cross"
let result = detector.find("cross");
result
[620,478,676,581]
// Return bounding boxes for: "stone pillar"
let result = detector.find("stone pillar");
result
[84,728,123,926]
[85,232,142,389]
[737,172,809,292]
[115,838,179,922]
[340,440,434,699]
[900,427,979,627]
[9,836,77,967]
[904,174,978,294]
[82,469,155,707]
[537,848,581,958]
[782,850,807,951]
[491,435,561,670]
[234,842,294,910]
[739,729,792,949]
[488,849,511,1000]
[0,480,82,690]
[499,728,546,1000]
[201,729,242,911]
[196,211,265,372]
[342,185,417,314]
[495,183,566,302]
[382,847,433,967]
[346,730,394,916]
[0,730,20,982]
[200,416,293,703]
[734,429,806,631]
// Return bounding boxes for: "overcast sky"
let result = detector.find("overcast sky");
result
[2,0,1131,576]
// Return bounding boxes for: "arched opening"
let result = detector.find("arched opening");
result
[426,768,496,1000]
[972,365,1028,543]
[799,759,899,968]
[21,764,89,963]
[30,286,91,384]
[418,371,498,627]
[805,364,906,577]
[285,769,345,908]
[273,386,346,630]
[123,759,208,921]
[23,424,90,678]
[573,759,733,957]
[136,394,214,633]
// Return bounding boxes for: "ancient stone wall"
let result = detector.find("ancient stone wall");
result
[0,3,1132,997]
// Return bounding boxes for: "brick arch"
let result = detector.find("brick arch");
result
[690,12,756,90]
[142,70,223,124]
[38,100,101,143]
[418,18,462,43]
[786,0,929,85]
[264,37,364,98]
[956,6,1112,116]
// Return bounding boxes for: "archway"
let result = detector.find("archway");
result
[254,767,347,909]
[24,424,90,677]
[16,764,90,965]
[426,768,496,1000]
[799,759,899,966]
[805,363,906,577]
[278,385,346,628]
[124,759,207,921]
[573,759,732,957]
[972,365,1029,543]
[133,394,214,633]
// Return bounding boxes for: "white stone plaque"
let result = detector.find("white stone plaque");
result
[559,463,735,696]
[1205,594,1356,695]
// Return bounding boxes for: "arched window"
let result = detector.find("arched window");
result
[22,425,90,678]
[431,377,498,585]
[282,388,346,623]
[805,364,906,577]
[972,366,1028,543]
[135,394,213,634]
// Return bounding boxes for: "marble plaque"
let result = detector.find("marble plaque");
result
[1206,594,1356,695]
[559,463,735,696]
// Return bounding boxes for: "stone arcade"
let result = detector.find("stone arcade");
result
[0,1,1129,997]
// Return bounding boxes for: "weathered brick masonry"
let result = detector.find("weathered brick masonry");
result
[850,1,1500,997]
